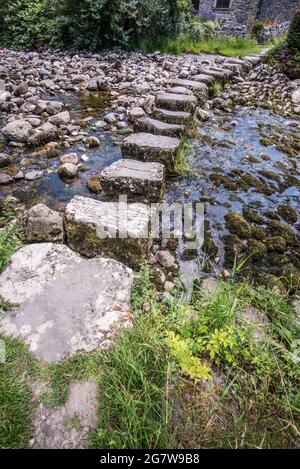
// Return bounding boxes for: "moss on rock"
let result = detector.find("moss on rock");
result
[225,212,252,239]
[267,221,296,245]
[242,207,265,225]
[223,234,246,266]
[265,236,287,253]
[87,176,102,194]
[247,240,267,261]
[277,204,298,224]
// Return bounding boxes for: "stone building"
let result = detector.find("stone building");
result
[257,0,299,37]
[192,0,299,36]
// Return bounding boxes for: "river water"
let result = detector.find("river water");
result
[1,92,299,284]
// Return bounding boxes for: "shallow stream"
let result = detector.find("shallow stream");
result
[1,92,300,284]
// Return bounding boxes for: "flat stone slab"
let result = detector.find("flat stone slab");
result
[0,243,134,363]
[192,74,215,86]
[101,159,165,202]
[154,108,192,126]
[31,380,98,448]
[244,55,262,66]
[134,116,184,137]
[156,92,197,113]
[171,79,209,101]
[121,132,180,173]
[65,195,152,267]
[168,86,193,95]
[196,68,231,84]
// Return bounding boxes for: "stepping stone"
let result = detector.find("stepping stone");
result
[121,132,180,173]
[134,116,184,137]
[156,92,197,113]
[244,55,262,66]
[101,159,165,202]
[154,108,192,126]
[196,69,229,84]
[65,195,152,267]
[171,79,209,101]
[191,74,215,86]
[32,380,98,448]
[0,243,134,363]
[168,86,193,95]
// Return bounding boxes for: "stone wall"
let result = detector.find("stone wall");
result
[257,0,299,39]
[198,0,260,36]
[257,0,299,25]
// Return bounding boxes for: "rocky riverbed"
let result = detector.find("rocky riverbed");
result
[0,47,299,293]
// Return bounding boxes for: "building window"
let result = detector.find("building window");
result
[215,0,231,10]
[192,0,200,12]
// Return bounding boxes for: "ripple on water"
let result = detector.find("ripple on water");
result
[165,107,300,276]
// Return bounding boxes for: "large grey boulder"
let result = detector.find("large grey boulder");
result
[0,243,134,363]
[23,204,64,242]
[49,111,71,126]
[100,159,165,202]
[14,81,29,97]
[2,119,33,143]
[121,132,180,173]
[27,122,58,146]
[46,100,64,115]
[65,195,152,268]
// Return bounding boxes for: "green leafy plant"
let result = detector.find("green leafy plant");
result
[0,0,194,50]
[252,20,264,35]
[288,10,300,57]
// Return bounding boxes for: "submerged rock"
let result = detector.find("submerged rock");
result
[86,136,100,148]
[87,176,102,194]
[277,204,298,224]
[265,236,287,253]
[57,163,78,179]
[267,220,296,245]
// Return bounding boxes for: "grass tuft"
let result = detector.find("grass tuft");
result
[140,34,262,58]
[90,264,172,449]
[174,137,191,174]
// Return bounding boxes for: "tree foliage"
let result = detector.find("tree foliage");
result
[287,10,300,56]
[0,0,193,50]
